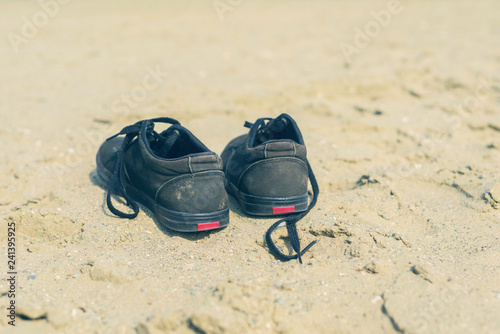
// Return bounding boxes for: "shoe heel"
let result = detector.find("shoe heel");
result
[237,191,309,216]
[155,206,230,232]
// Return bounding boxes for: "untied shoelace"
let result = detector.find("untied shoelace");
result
[105,117,180,219]
[245,118,320,264]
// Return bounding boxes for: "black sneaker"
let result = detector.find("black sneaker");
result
[221,113,319,263]
[96,117,229,232]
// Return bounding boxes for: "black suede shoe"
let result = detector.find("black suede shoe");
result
[96,117,229,232]
[221,113,319,263]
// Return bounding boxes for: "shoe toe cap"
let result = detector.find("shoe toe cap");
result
[97,137,124,173]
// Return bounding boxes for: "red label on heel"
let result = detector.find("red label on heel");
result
[273,206,295,214]
[197,222,220,231]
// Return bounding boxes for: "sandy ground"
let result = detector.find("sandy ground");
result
[1,0,499,333]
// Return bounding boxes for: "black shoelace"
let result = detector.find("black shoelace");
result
[265,160,319,264]
[246,118,320,264]
[105,117,180,219]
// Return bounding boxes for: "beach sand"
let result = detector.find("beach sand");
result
[1,0,499,333]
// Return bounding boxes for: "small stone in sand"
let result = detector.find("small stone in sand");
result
[411,264,428,276]
[489,183,500,203]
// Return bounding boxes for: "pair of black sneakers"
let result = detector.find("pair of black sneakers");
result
[95,114,319,263]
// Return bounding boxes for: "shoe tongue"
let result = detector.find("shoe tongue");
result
[147,125,181,158]
[157,124,180,138]
[254,117,287,145]
[268,116,287,132]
